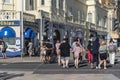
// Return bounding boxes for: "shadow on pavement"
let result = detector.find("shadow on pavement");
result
[0,72,24,80]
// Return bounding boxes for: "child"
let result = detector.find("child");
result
[40,43,46,63]
[73,43,82,68]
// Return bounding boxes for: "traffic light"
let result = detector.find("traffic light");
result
[43,19,49,32]
[42,18,50,40]
[113,19,119,31]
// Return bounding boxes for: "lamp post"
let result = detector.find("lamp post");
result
[20,0,24,59]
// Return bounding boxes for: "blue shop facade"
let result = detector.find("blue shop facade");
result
[0,20,37,57]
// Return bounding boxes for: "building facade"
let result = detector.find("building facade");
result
[0,0,109,56]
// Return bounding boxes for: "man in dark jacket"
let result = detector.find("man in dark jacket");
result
[90,36,100,69]
[59,38,71,68]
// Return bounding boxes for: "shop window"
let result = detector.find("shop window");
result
[3,37,15,45]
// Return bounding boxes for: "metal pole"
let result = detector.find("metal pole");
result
[40,10,43,46]
[21,0,24,59]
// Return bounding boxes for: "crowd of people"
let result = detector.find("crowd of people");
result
[87,36,117,69]
[0,33,118,69]
[38,35,118,69]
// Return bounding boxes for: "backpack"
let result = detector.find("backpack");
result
[5,43,8,49]
[108,44,115,52]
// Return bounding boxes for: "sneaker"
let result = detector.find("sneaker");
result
[90,65,94,69]
[76,66,78,69]
[104,67,107,69]
[96,66,98,69]
[98,65,101,69]
[63,65,65,68]
[66,66,69,68]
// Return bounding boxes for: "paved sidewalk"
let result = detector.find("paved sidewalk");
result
[0,57,41,63]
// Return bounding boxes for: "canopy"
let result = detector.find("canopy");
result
[25,28,36,38]
[0,27,16,37]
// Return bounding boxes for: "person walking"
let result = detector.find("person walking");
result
[71,38,83,61]
[72,43,82,68]
[59,38,71,68]
[1,41,7,59]
[98,39,107,69]
[71,38,79,60]
[28,40,33,57]
[108,39,117,65]
[55,40,61,66]
[45,39,53,63]
[90,34,100,69]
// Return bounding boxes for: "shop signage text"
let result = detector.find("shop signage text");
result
[0,20,20,26]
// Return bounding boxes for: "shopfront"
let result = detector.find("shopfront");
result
[0,20,21,57]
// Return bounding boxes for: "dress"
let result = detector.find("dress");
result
[55,43,60,55]
[73,46,82,58]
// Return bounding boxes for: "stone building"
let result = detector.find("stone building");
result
[0,0,110,56]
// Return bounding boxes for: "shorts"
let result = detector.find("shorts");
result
[2,48,6,53]
[46,50,52,56]
[61,57,70,61]
[100,53,107,60]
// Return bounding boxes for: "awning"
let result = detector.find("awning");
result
[0,27,16,37]
[24,28,36,38]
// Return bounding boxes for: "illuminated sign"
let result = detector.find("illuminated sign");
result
[0,20,20,26]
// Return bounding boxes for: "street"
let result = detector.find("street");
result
[0,56,120,80]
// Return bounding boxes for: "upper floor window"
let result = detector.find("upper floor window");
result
[59,0,63,9]
[41,0,45,5]
[103,16,107,27]
[52,0,56,8]
[3,0,10,4]
[80,11,84,21]
[26,0,37,10]
[88,13,92,23]
[96,15,99,25]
